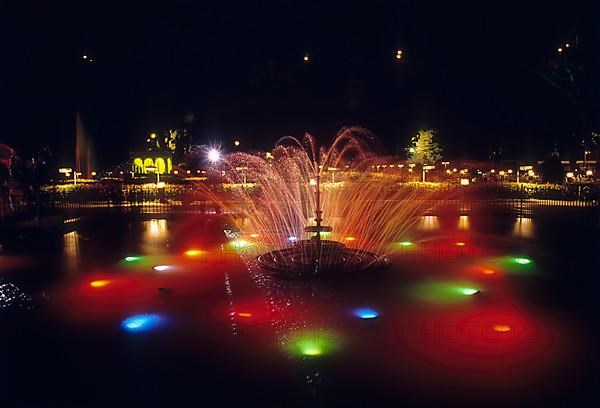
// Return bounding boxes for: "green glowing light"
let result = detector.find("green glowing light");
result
[124,256,141,262]
[461,288,480,295]
[513,257,532,265]
[399,241,414,246]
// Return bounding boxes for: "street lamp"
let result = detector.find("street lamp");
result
[423,165,435,182]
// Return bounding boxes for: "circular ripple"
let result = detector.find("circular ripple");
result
[257,239,384,278]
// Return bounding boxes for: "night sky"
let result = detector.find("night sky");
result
[2,1,599,168]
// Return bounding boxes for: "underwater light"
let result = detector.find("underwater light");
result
[185,249,203,257]
[513,257,532,265]
[121,314,163,333]
[461,288,480,295]
[493,324,512,333]
[153,265,171,272]
[124,256,140,262]
[89,280,110,288]
[353,308,379,319]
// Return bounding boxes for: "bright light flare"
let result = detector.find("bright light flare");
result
[455,241,466,247]
[124,256,141,262]
[513,257,532,265]
[461,288,480,295]
[344,236,356,241]
[207,148,222,163]
[185,249,204,257]
[152,265,171,272]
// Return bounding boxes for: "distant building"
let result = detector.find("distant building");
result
[130,152,173,175]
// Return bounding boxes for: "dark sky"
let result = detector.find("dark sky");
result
[2,1,599,168]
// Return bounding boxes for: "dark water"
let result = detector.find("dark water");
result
[1,211,599,407]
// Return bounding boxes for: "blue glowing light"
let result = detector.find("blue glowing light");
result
[288,236,298,242]
[353,308,379,319]
[121,314,163,333]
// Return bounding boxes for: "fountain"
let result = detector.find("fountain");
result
[75,113,95,178]
[217,127,436,278]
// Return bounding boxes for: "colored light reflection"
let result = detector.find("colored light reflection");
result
[124,256,141,262]
[344,236,356,241]
[411,281,483,304]
[185,249,204,257]
[353,307,379,319]
[152,265,171,272]
[249,233,260,238]
[89,279,110,288]
[399,241,413,246]
[455,241,466,247]
[238,312,253,318]
[121,314,163,333]
[513,257,532,265]
[482,269,496,275]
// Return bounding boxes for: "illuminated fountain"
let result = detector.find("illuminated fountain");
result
[218,127,436,278]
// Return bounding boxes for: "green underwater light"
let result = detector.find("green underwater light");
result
[411,281,482,304]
